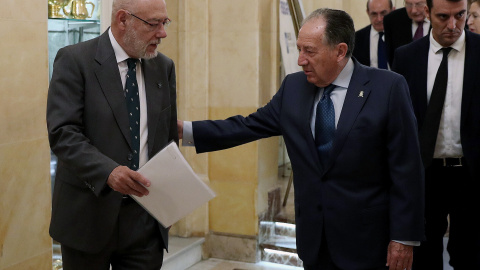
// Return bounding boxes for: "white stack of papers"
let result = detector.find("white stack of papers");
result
[132,141,216,227]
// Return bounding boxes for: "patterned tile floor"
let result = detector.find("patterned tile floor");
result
[187,258,302,270]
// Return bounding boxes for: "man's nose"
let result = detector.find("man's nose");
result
[298,53,307,66]
[156,28,167,38]
[447,17,457,30]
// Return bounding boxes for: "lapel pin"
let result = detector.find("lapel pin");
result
[157,82,163,88]
[358,91,364,98]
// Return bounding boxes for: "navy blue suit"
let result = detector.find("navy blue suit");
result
[384,8,413,66]
[353,25,372,67]
[392,31,480,269]
[192,59,425,268]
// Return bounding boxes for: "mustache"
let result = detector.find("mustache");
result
[150,39,162,45]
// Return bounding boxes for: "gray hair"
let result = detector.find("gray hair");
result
[302,8,355,58]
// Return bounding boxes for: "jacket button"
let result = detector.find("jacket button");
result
[127,154,133,161]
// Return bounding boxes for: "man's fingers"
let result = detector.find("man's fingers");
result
[128,178,150,196]
[107,166,150,196]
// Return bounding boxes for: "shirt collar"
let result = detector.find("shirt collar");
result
[331,58,354,89]
[108,28,141,64]
[429,29,465,54]
[370,25,382,35]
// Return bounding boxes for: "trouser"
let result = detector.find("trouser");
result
[61,197,164,270]
[412,159,480,270]
[303,229,389,270]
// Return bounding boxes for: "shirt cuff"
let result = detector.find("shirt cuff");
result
[182,121,195,147]
[393,240,420,246]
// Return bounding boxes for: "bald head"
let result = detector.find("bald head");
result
[366,0,394,32]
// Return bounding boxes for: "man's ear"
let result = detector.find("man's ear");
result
[424,5,430,20]
[116,10,129,30]
[336,43,348,62]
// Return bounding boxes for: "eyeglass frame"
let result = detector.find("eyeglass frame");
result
[404,1,427,9]
[125,10,172,30]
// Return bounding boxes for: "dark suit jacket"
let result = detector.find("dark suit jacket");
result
[392,31,480,180]
[384,8,413,66]
[47,30,178,253]
[192,59,425,268]
[353,25,372,66]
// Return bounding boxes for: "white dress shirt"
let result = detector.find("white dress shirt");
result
[369,26,389,69]
[427,31,465,158]
[109,29,149,168]
[310,59,353,137]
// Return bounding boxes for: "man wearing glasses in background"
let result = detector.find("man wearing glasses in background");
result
[46,0,177,268]
[384,0,430,65]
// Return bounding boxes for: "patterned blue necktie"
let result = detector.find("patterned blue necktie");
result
[125,58,140,170]
[378,32,388,69]
[315,84,336,166]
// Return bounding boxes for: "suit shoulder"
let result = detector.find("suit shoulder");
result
[285,71,307,81]
[356,25,371,35]
[396,37,428,56]
[466,30,480,45]
[150,52,175,68]
[62,35,101,54]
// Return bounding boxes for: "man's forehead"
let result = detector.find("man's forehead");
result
[430,0,467,11]
[405,0,424,3]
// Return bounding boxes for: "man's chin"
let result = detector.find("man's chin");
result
[143,50,158,60]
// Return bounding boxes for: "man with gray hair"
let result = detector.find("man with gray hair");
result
[47,0,177,268]
[179,8,424,270]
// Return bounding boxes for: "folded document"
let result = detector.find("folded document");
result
[132,142,216,227]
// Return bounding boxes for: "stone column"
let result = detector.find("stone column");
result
[0,1,52,269]
[162,0,280,262]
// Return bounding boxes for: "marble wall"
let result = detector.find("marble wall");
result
[0,0,52,269]
[162,0,281,241]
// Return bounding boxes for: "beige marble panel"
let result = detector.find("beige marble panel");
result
[0,0,46,22]
[185,0,208,33]
[209,31,260,107]
[0,139,51,269]
[0,20,48,145]
[204,233,258,263]
[258,0,277,34]
[165,0,178,24]
[208,140,258,182]
[343,0,371,30]
[208,181,257,235]
[256,137,280,214]
[209,0,259,32]
[302,0,344,15]
[2,250,52,270]
[258,32,279,104]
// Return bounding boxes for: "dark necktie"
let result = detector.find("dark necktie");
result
[419,47,452,167]
[315,84,336,166]
[125,58,141,170]
[378,32,388,69]
[413,21,424,40]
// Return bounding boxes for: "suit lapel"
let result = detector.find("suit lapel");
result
[94,31,132,149]
[414,38,430,127]
[143,58,168,157]
[324,62,370,172]
[303,81,322,164]
[461,31,479,129]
